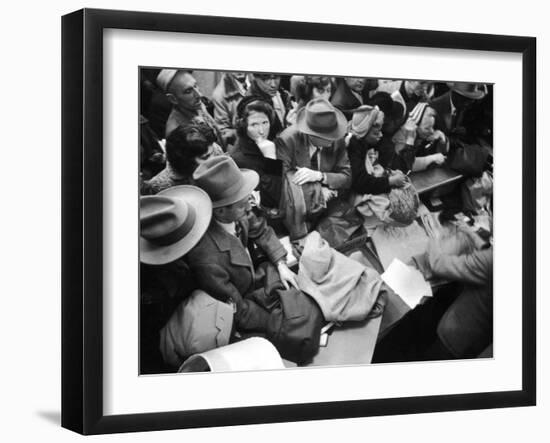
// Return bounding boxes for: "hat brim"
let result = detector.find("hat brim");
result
[140,185,212,265]
[447,83,486,100]
[211,169,259,208]
[295,107,348,141]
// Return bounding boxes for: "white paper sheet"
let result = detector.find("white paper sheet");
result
[381,258,433,309]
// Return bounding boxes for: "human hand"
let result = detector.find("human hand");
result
[428,129,446,143]
[388,170,407,188]
[430,153,447,165]
[277,261,299,290]
[320,186,338,202]
[292,167,323,185]
[256,139,277,159]
[403,118,418,142]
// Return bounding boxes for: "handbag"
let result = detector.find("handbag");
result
[248,262,324,364]
[266,286,324,364]
[448,138,489,177]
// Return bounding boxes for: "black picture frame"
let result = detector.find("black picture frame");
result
[62,8,536,435]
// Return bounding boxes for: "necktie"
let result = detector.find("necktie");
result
[234,221,245,246]
[311,147,321,171]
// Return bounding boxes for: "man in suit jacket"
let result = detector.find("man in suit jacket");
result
[187,156,298,332]
[276,98,351,193]
[430,82,487,141]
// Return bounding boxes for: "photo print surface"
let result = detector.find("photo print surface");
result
[139,68,493,375]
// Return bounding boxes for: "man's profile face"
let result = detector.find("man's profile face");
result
[214,195,251,223]
[168,72,202,112]
[345,77,366,93]
[254,74,281,97]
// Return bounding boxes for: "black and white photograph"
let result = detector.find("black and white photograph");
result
[138,68,494,375]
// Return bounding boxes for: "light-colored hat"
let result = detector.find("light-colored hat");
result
[296,97,347,141]
[140,185,212,265]
[193,156,259,208]
[178,337,285,373]
[350,105,381,139]
[160,290,234,368]
[448,82,487,100]
[156,69,179,93]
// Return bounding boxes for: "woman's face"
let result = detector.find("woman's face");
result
[312,83,332,100]
[417,109,436,140]
[246,111,271,142]
[365,111,385,145]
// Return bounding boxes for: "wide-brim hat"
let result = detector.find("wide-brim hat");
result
[447,82,487,100]
[193,156,259,208]
[140,185,212,265]
[296,97,348,141]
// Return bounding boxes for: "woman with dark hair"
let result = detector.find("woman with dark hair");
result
[144,122,224,194]
[230,96,283,210]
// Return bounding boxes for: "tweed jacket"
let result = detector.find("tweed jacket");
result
[275,125,351,191]
[186,211,287,332]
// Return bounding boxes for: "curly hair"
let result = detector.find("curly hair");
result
[165,122,217,175]
[235,96,275,138]
[294,76,332,106]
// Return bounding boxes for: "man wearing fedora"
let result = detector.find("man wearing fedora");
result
[430,82,488,139]
[157,69,225,148]
[276,97,351,203]
[140,185,230,369]
[186,156,298,332]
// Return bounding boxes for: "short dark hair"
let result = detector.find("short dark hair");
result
[165,123,216,175]
[253,73,280,81]
[295,76,332,104]
[236,97,275,137]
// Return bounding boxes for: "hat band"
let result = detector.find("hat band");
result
[153,206,197,246]
[307,114,338,134]
[213,176,245,205]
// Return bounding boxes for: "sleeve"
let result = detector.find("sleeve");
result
[428,248,493,286]
[348,139,391,195]
[324,141,352,190]
[211,90,232,132]
[246,212,287,264]
[275,132,295,175]
[190,262,270,331]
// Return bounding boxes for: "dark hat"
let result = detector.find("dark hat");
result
[193,156,259,208]
[296,97,347,141]
[448,82,487,100]
[140,185,212,265]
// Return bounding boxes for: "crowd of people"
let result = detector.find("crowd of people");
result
[139,69,494,374]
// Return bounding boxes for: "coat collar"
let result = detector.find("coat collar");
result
[208,220,254,269]
[222,74,246,100]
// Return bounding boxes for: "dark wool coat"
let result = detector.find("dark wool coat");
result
[347,136,391,195]
[231,136,283,209]
[186,212,287,332]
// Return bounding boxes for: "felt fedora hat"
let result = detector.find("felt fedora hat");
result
[296,97,348,141]
[448,82,487,100]
[140,185,212,265]
[193,156,259,208]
